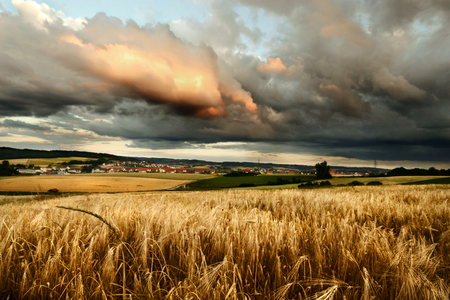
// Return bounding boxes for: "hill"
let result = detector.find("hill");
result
[0,147,136,161]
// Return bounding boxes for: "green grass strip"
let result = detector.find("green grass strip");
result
[402,177,450,185]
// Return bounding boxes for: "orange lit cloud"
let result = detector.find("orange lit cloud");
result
[58,20,257,117]
[257,57,287,75]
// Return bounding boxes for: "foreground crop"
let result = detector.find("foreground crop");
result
[1,186,449,299]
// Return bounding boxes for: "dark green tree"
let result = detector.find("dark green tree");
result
[0,160,18,176]
[315,161,332,180]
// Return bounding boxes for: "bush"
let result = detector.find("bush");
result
[225,171,257,177]
[367,181,383,186]
[291,177,301,184]
[347,180,364,186]
[319,181,332,186]
[238,183,256,187]
[298,181,319,188]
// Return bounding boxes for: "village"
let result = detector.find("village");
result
[15,160,371,176]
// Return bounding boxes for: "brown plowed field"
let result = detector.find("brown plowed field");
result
[0,176,191,192]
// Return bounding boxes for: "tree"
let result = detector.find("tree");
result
[315,161,332,180]
[0,160,18,176]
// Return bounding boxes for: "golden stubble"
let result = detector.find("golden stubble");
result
[0,176,192,192]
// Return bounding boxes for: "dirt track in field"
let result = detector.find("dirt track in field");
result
[0,176,192,192]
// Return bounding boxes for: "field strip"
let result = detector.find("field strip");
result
[0,176,193,192]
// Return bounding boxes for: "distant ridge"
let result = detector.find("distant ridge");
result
[0,147,132,161]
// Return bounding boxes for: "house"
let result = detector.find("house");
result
[130,167,149,173]
[162,167,176,173]
[17,169,40,174]
[92,167,107,173]
[67,168,81,174]
[176,167,193,173]
[194,168,215,174]
[105,167,125,173]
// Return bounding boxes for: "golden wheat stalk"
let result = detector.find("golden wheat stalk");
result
[56,205,154,299]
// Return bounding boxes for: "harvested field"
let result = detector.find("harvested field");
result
[0,175,192,192]
[80,172,214,180]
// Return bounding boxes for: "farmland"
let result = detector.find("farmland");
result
[1,185,449,299]
[237,175,450,190]
[0,175,193,193]
[78,172,214,181]
[6,157,94,166]
[403,177,450,185]
[186,174,314,189]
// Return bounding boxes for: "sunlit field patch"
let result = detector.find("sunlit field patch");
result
[6,157,93,166]
[0,175,192,192]
[1,185,449,299]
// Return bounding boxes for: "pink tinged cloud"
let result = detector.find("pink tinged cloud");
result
[62,22,257,117]
[257,57,287,74]
[11,1,257,118]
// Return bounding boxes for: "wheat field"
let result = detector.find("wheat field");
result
[1,186,449,299]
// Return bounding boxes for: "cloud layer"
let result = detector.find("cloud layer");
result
[1,0,450,165]
[0,1,257,118]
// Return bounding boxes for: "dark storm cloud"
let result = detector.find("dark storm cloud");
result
[0,119,50,131]
[225,0,450,161]
[1,0,450,164]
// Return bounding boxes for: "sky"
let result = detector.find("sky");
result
[0,0,449,169]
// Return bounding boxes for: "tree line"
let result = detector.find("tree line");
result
[387,167,450,176]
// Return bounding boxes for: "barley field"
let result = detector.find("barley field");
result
[1,186,449,299]
[0,176,192,192]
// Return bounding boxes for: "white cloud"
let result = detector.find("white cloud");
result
[12,0,85,31]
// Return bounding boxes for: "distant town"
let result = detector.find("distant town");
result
[15,159,372,177]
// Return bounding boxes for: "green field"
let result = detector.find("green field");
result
[322,176,449,186]
[186,174,314,189]
[403,177,450,185]
[237,175,450,190]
